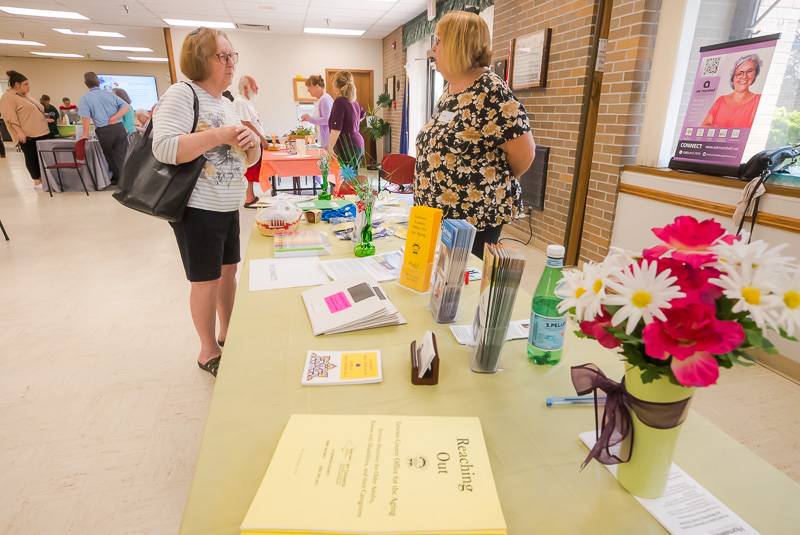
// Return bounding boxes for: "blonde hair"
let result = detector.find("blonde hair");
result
[435,11,491,74]
[305,75,324,88]
[180,27,229,81]
[333,71,356,101]
[238,75,256,98]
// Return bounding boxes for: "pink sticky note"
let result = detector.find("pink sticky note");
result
[324,292,351,313]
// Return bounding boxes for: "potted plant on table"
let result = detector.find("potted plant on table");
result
[558,215,799,498]
[332,138,375,258]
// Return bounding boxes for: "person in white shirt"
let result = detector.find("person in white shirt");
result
[152,27,259,377]
[234,75,269,207]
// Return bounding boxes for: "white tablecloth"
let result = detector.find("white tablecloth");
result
[37,138,112,192]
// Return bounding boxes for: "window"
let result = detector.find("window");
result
[671,0,800,161]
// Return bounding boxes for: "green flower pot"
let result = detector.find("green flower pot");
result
[617,366,693,498]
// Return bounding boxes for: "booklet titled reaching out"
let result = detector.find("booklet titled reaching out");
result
[241,414,507,535]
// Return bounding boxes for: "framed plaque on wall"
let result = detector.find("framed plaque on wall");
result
[509,28,552,90]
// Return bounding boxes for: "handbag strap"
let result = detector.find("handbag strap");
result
[143,81,200,138]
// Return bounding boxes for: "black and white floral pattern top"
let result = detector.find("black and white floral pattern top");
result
[414,71,530,230]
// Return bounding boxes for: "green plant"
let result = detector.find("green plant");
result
[363,93,393,141]
[365,115,391,140]
[288,125,315,137]
[376,92,393,109]
[767,107,800,148]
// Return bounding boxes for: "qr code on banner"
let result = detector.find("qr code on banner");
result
[702,56,722,76]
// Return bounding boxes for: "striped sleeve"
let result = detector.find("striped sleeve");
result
[152,83,194,165]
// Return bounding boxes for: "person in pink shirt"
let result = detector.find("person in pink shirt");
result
[702,54,763,129]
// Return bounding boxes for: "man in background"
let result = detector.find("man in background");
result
[79,72,129,184]
[40,95,60,138]
[59,97,79,124]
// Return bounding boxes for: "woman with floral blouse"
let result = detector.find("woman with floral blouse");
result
[415,11,536,258]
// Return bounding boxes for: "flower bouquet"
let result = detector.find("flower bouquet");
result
[557,215,798,497]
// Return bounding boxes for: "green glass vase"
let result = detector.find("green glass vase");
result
[354,198,376,257]
[617,366,693,498]
[318,172,331,201]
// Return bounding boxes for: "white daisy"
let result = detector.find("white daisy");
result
[604,260,686,335]
[709,262,782,331]
[577,262,613,322]
[712,239,794,273]
[773,269,800,337]
[556,268,588,318]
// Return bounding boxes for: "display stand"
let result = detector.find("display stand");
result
[410,333,440,385]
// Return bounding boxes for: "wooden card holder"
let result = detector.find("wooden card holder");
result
[410,332,440,385]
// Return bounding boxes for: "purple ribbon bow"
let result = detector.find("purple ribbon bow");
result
[571,363,692,470]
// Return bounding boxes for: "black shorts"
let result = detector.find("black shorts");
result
[170,207,241,282]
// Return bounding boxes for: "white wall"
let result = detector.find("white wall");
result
[611,169,800,365]
[0,56,171,105]
[169,29,383,136]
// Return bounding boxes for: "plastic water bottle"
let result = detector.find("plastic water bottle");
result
[527,245,566,365]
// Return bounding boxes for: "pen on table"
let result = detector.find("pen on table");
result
[545,395,607,407]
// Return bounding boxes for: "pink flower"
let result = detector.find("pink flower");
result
[671,351,720,387]
[653,258,722,306]
[579,309,621,349]
[642,304,744,360]
[652,216,726,252]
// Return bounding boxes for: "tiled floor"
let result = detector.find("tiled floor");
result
[1,148,798,534]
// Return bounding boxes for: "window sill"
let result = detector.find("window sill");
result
[623,165,800,199]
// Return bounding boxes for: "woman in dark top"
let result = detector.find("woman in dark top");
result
[327,71,365,163]
[415,11,535,258]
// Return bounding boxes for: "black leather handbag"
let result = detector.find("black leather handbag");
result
[113,82,205,222]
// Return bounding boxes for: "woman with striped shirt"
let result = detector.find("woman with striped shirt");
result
[152,27,260,377]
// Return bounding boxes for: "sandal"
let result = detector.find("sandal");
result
[198,355,222,377]
[243,197,260,209]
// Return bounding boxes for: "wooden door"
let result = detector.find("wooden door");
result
[325,69,376,166]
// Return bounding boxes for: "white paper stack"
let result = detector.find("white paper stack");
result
[430,219,477,323]
[302,277,407,335]
[320,250,403,282]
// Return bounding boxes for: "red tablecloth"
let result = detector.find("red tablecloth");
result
[258,148,340,192]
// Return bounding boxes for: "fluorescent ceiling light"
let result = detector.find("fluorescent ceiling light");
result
[53,28,125,38]
[31,51,84,58]
[304,27,365,36]
[0,38,45,46]
[128,56,167,62]
[0,6,88,20]
[163,18,235,29]
[98,45,153,52]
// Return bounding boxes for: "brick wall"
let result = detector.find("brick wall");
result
[581,0,660,262]
[493,0,660,261]
[382,28,406,154]
[493,0,597,253]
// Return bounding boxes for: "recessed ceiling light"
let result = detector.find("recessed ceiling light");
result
[304,27,365,36]
[0,38,45,46]
[0,6,88,20]
[31,51,84,58]
[53,28,125,38]
[128,56,168,62]
[98,45,153,52]
[163,18,235,29]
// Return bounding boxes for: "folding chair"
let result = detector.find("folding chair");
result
[378,154,415,193]
[39,138,95,196]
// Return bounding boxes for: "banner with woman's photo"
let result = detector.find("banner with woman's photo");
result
[669,34,780,176]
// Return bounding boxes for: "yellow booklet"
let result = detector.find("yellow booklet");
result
[241,414,506,535]
[398,206,443,293]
